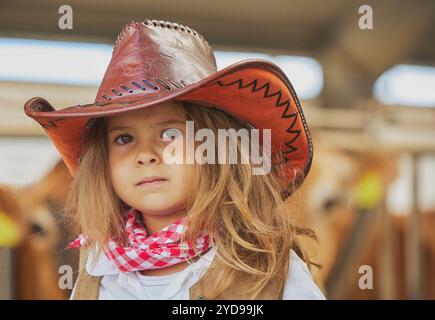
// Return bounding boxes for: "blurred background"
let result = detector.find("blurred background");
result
[0,0,434,300]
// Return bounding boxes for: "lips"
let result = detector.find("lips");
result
[136,176,167,186]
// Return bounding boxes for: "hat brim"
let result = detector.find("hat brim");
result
[24,59,313,194]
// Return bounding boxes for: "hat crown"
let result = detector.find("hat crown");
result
[95,20,217,104]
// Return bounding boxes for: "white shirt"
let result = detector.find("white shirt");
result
[73,246,326,300]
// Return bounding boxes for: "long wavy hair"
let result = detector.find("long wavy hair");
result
[65,101,317,299]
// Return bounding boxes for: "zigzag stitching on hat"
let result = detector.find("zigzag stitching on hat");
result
[204,78,301,159]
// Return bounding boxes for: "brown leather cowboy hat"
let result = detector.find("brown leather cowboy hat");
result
[24,19,313,196]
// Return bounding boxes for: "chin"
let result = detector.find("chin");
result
[138,200,185,215]
[138,207,181,216]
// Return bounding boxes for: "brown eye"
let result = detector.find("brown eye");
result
[114,134,133,145]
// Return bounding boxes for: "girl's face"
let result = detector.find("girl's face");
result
[106,101,191,219]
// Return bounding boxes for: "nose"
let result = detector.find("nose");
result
[135,144,161,166]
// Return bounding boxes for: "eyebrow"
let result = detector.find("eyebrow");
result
[107,120,186,133]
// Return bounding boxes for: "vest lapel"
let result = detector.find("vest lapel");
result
[70,246,101,300]
[189,256,286,300]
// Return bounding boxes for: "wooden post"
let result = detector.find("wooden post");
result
[326,208,377,299]
[0,248,12,299]
[406,152,422,299]
[378,197,395,299]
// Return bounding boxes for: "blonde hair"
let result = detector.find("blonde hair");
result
[65,101,317,299]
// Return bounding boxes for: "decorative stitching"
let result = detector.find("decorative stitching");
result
[155,79,172,91]
[114,19,208,50]
[120,85,133,93]
[143,79,159,90]
[204,78,302,161]
[100,78,188,100]
[203,64,313,181]
[111,89,122,96]
[131,81,145,90]
[168,80,182,88]
[264,66,313,178]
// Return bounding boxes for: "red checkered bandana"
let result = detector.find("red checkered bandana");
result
[68,208,211,273]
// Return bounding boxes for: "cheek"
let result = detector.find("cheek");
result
[168,164,192,190]
[108,152,129,187]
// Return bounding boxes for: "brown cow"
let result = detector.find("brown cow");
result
[297,144,435,299]
[0,160,75,299]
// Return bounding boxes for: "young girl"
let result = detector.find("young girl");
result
[24,19,325,300]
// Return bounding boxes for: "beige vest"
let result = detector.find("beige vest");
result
[71,247,286,300]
